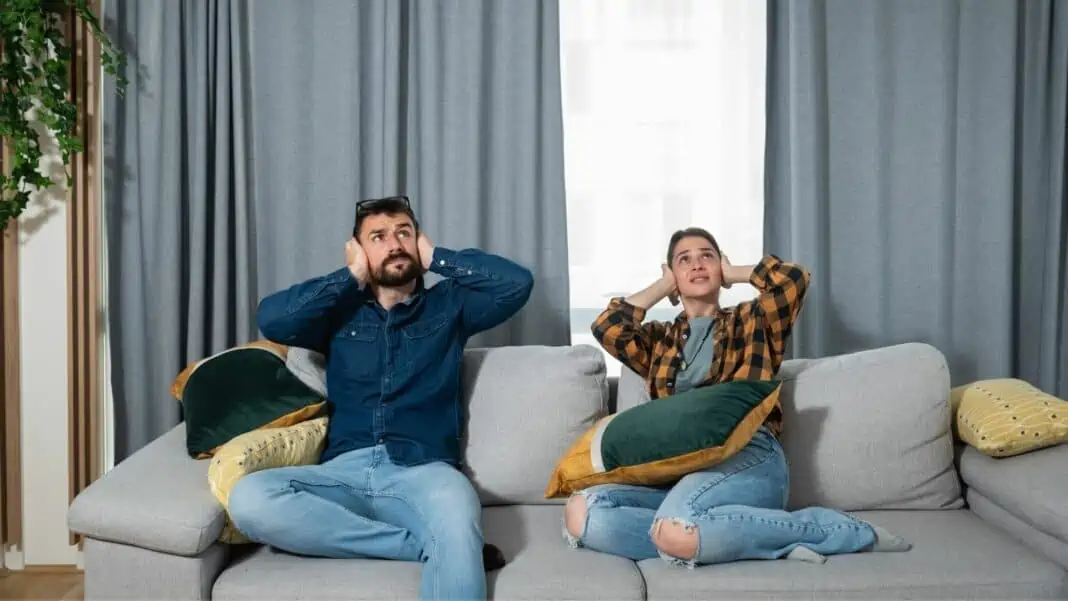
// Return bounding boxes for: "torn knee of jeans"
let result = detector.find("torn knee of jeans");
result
[562,491,594,547]
[651,517,699,568]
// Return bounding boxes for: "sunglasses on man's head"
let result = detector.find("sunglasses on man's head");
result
[355,195,411,215]
[352,195,415,238]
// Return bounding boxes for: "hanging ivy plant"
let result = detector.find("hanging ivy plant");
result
[0,0,126,231]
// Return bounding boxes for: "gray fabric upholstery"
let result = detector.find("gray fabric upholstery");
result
[69,424,224,556]
[214,505,644,601]
[484,505,643,601]
[213,548,420,601]
[959,443,1068,546]
[461,345,609,505]
[969,489,1068,572]
[776,343,964,511]
[284,347,328,398]
[614,366,649,414]
[84,537,228,601]
[638,510,1068,600]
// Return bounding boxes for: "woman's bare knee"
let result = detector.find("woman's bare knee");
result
[564,494,588,539]
[652,519,698,560]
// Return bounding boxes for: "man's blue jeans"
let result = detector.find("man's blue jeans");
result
[565,427,878,565]
[228,444,485,600]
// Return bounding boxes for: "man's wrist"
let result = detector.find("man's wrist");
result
[422,246,437,272]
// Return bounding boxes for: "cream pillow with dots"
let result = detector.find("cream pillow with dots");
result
[208,417,329,544]
[951,378,1067,458]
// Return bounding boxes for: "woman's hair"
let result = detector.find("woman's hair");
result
[666,227,721,266]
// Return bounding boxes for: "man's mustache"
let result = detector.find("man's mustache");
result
[384,252,415,266]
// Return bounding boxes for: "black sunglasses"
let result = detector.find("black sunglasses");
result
[355,195,411,215]
[352,195,416,238]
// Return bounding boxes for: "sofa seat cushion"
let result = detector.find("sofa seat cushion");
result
[213,505,644,601]
[637,510,1068,600]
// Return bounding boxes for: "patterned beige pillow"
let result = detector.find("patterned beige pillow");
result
[208,417,329,543]
[951,379,1068,458]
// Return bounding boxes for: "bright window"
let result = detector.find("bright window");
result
[560,0,769,376]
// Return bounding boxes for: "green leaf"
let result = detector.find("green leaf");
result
[0,0,127,231]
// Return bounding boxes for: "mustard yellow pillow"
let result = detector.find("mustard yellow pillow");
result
[951,379,1068,458]
[208,417,329,544]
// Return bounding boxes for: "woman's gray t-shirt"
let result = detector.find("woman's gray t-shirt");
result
[673,316,716,394]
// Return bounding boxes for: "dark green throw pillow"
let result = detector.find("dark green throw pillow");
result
[546,379,783,497]
[601,380,780,470]
[177,344,325,458]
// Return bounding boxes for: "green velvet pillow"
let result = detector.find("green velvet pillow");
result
[546,380,783,497]
[178,344,326,458]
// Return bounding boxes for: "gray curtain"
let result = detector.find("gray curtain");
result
[765,0,1067,397]
[104,0,569,459]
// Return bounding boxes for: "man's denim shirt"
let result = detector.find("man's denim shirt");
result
[257,247,533,466]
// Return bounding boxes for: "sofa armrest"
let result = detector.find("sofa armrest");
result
[69,424,225,556]
[958,443,1068,547]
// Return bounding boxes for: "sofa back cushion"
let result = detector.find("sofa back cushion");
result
[777,342,963,511]
[461,344,609,505]
[613,342,964,511]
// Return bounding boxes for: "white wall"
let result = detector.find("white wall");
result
[14,111,80,567]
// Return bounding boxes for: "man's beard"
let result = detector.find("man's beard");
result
[372,253,421,286]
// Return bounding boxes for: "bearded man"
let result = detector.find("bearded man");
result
[228,195,533,601]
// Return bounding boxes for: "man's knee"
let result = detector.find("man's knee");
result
[420,474,482,539]
[426,472,481,516]
[651,518,698,561]
[564,494,588,540]
[227,472,279,533]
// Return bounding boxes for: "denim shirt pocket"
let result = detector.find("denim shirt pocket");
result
[332,322,380,378]
[402,313,452,371]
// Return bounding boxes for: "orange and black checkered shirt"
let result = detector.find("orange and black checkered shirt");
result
[591,255,810,437]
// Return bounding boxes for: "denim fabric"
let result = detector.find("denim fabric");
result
[228,445,485,600]
[256,247,533,466]
[565,427,877,565]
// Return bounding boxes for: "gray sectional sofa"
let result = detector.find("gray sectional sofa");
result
[68,342,1068,600]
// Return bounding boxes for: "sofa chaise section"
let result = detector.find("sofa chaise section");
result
[637,509,1067,600]
[68,424,230,600]
[959,442,1068,570]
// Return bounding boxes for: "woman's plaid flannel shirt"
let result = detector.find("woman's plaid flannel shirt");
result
[591,255,811,437]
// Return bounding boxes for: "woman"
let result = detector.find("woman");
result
[563,227,909,566]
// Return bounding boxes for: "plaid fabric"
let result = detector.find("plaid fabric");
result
[591,255,811,436]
